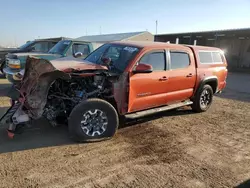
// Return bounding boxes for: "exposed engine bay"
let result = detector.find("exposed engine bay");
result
[0,56,126,136]
[43,74,114,126]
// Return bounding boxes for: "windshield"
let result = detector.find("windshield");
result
[85,43,140,72]
[18,41,34,49]
[49,40,71,55]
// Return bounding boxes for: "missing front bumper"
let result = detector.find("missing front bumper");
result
[0,101,30,132]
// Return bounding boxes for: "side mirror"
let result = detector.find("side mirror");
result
[74,52,83,58]
[133,63,153,73]
[101,57,112,65]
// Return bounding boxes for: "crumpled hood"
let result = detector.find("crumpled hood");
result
[16,56,108,117]
[50,56,108,72]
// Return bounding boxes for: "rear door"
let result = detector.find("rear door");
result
[165,49,196,103]
[128,49,169,112]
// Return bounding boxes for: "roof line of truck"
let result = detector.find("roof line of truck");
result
[109,41,222,51]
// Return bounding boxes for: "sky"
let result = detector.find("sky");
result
[1,0,250,47]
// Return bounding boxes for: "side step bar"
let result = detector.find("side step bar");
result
[125,101,193,119]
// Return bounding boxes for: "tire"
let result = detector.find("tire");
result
[0,61,6,78]
[192,84,213,113]
[68,98,119,142]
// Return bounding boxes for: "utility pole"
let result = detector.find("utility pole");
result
[156,20,158,34]
[14,36,16,47]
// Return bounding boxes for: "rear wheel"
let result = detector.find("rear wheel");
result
[68,98,119,142]
[192,84,213,113]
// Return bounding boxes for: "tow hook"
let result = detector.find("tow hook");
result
[7,130,15,139]
[6,124,26,139]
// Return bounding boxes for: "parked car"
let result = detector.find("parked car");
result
[0,37,65,74]
[0,41,228,142]
[3,39,96,83]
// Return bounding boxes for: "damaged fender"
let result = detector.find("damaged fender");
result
[16,56,71,118]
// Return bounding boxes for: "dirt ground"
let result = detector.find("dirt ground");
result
[0,73,250,188]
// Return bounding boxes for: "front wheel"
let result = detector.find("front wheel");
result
[0,60,6,77]
[68,98,119,142]
[192,84,213,113]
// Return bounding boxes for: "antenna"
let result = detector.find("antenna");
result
[156,20,158,34]
[14,36,16,47]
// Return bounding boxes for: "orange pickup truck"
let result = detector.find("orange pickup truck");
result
[1,41,227,142]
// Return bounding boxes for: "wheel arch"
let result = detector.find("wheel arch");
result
[104,97,119,113]
[193,76,218,98]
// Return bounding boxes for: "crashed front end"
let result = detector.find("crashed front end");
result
[0,56,120,137]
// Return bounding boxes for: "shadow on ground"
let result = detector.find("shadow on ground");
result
[217,88,250,103]
[235,179,250,188]
[0,114,74,153]
[0,107,193,154]
[217,72,250,102]
[1,72,249,153]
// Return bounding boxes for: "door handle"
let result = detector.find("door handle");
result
[159,76,168,81]
[186,73,193,77]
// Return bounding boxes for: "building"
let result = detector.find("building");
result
[76,31,154,43]
[155,28,250,70]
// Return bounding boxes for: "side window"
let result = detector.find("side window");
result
[139,51,165,71]
[212,52,223,63]
[199,51,223,64]
[31,42,49,52]
[170,52,190,69]
[199,52,213,63]
[73,43,90,56]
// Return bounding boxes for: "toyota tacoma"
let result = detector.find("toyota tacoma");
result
[0,41,228,142]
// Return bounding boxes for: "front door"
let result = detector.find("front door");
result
[72,43,90,58]
[128,50,169,112]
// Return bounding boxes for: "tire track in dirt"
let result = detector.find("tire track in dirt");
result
[0,97,250,188]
